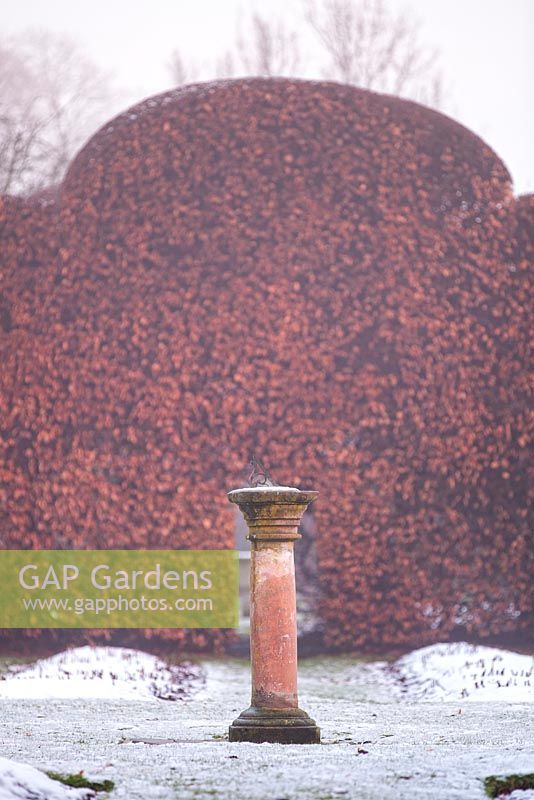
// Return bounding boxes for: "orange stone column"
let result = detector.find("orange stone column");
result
[227,486,321,744]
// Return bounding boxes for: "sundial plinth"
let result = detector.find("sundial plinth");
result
[227,486,320,745]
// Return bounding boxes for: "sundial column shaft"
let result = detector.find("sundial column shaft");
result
[250,539,298,709]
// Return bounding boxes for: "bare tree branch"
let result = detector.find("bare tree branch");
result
[305,0,444,107]
[168,50,201,86]
[169,12,301,85]
[235,13,301,77]
[166,2,445,109]
[215,51,237,80]
[0,31,121,196]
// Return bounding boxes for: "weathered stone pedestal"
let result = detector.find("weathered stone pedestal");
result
[228,486,320,744]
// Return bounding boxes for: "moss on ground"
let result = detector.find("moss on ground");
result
[484,772,534,797]
[46,771,115,793]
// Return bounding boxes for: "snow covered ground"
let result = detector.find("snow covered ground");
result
[1,642,531,704]
[0,643,532,799]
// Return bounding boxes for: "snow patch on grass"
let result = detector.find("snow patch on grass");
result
[0,646,201,701]
[390,642,534,702]
[0,757,94,800]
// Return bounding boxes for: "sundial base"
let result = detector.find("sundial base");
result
[228,706,321,744]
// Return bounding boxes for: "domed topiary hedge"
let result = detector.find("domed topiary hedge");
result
[0,78,531,650]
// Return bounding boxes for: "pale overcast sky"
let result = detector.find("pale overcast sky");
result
[2,0,533,194]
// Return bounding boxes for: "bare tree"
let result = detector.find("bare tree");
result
[167,2,445,108]
[169,13,301,86]
[305,0,444,106]
[233,13,301,77]
[214,51,237,81]
[168,49,201,86]
[0,46,43,195]
[0,31,120,196]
